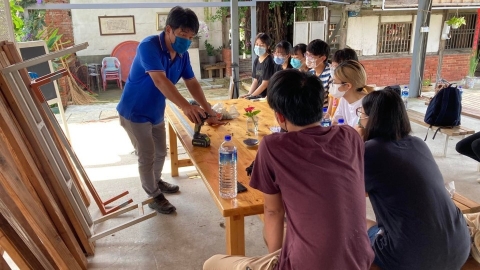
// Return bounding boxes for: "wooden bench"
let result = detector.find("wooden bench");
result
[201,62,226,79]
[407,109,475,157]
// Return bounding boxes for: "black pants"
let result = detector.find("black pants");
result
[455,132,480,162]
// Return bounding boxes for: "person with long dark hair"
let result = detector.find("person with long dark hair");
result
[273,40,293,72]
[358,90,470,270]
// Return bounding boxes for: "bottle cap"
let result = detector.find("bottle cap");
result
[224,135,231,141]
[338,119,345,124]
[323,107,327,113]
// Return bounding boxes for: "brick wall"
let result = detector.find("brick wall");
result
[44,0,74,106]
[361,53,470,87]
[239,58,253,74]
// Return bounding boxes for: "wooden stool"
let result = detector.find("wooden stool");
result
[202,62,226,79]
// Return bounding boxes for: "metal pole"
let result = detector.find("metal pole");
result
[230,0,240,98]
[435,9,448,86]
[408,0,432,97]
[251,2,257,68]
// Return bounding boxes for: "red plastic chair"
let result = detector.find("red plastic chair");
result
[101,57,122,90]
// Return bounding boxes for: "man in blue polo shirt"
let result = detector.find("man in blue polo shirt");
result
[117,6,220,214]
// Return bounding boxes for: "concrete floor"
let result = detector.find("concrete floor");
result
[60,84,480,269]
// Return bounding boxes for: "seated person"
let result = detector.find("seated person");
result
[358,90,471,270]
[327,48,359,117]
[273,40,293,72]
[306,39,331,89]
[456,131,480,183]
[290,43,308,72]
[240,33,275,99]
[204,69,374,270]
[331,60,373,127]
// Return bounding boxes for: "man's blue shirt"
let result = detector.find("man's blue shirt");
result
[117,32,195,124]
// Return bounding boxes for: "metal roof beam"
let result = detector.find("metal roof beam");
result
[26,0,349,10]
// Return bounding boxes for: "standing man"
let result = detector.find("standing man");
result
[117,6,220,214]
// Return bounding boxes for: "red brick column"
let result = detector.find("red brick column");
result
[44,0,74,107]
[361,53,469,87]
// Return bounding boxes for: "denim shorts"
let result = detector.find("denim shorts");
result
[367,225,387,269]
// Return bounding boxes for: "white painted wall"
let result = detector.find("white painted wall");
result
[410,14,442,53]
[346,16,379,56]
[71,0,223,56]
[347,14,443,56]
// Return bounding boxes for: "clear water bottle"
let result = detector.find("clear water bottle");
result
[458,86,463,100]
[401,86,409,109]
[338,118,345,125]
[219,135,237,199]
[321,107,332,127]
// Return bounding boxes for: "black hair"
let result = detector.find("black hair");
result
[293,43,307,55]
[165,6,199,34]
[362,90,412,141]
[255,33,272,54]
[332,48,358,63]
[275,40,293,55]
[267,69,324,126]
[306,39,330,63]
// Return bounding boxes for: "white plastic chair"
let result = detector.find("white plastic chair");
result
[101,57,122,90]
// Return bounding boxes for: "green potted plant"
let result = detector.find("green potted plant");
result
[446,16,466,29]
[466,52,480,88]
[421,77,433,92]
[204,40,217,64]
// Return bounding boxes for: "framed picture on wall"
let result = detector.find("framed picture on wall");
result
[157,13,168,31]
[98,16,136,36]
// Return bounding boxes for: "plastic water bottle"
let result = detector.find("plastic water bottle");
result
[338,118,345,125]
[321,107,332,127]
[401,86,409,109]
[458,86,463,100]
[219,135,237,199]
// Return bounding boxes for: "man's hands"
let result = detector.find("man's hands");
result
[182,104,207,124]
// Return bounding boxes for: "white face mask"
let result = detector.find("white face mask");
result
[306,56,316,69]
[330,67,336,77]
[330,83,346,99]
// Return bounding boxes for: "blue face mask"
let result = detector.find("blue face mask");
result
[290,58,302,69]
[254,46,266,56]
[171,35,192,54]
[274,56,285,65]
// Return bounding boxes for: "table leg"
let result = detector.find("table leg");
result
[443,135,449,157]
[226,215,245,256]
[168,121,179,177]
[208,70,213,79]
[220,68,224,78]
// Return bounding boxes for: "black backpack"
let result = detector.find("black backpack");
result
[424,84,462,140]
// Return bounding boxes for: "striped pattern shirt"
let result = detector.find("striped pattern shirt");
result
[309,63,332,107]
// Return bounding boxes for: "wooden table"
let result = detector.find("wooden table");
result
[165,99,273,256]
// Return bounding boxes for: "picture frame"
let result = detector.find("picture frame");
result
[98,16,136,36]
[156,12,168,31]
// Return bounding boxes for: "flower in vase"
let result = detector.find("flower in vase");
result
[244,106,260,118]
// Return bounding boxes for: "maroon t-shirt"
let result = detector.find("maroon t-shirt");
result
[250,125,374,270]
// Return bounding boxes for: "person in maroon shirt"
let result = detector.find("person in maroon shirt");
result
[204,69,374,270]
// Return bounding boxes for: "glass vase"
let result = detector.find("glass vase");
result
[246,116,259,136]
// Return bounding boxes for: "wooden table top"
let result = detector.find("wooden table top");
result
[165,99,275,217]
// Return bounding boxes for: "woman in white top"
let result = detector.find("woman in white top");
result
[331,60,373,127]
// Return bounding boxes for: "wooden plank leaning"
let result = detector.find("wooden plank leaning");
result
[30,70,134,216]
[3,41,91,208]
[0,43,96,255]
[0,83,87,267]
[0,219,39,269]
[0,130,81,269]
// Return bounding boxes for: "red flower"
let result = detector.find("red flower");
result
[244,106,255,113]
[244,106,261,118]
